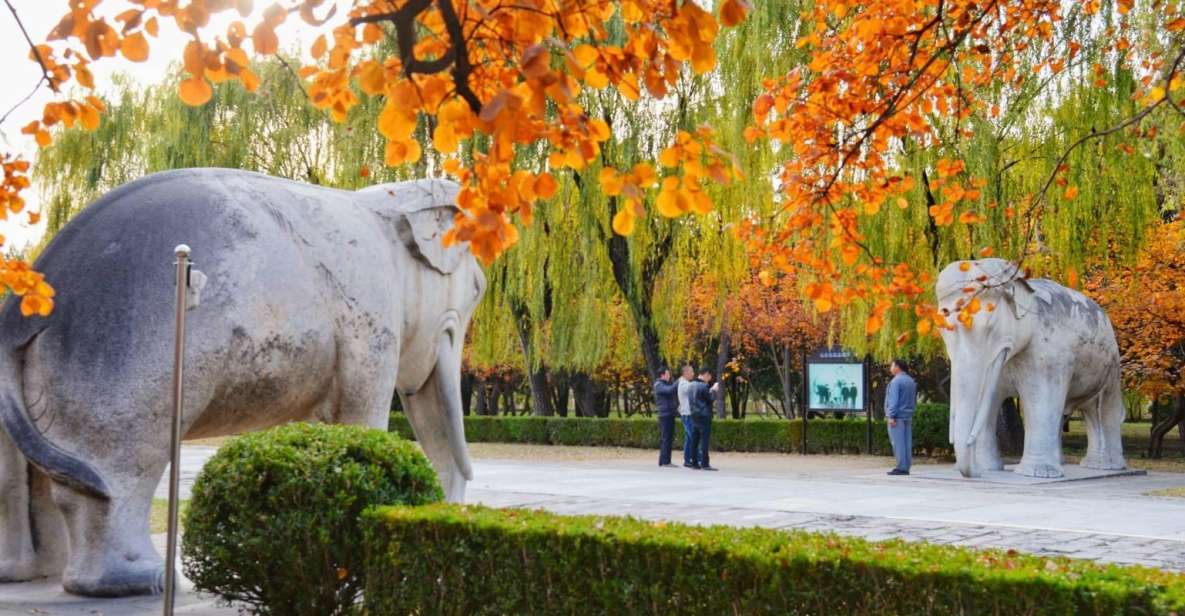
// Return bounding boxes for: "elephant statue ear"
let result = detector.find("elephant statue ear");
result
[393,180,468,275]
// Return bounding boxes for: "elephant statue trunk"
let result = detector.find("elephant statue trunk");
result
[952,346,1008,478]
[400,330,472,502]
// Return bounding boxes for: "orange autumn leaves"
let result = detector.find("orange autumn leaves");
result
[0,156,54,316]
[604,127,742,236]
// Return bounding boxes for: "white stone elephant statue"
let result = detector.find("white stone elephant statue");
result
[0,169,484,596]
[935,258,1126,479]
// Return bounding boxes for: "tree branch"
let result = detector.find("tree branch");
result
[4,0,57,92]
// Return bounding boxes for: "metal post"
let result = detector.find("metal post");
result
[864,355,872,454]
[164,245,190,616]
[800,348,808,455]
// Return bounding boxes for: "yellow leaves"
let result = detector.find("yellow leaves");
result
[1169,18,1185,32]
[935,158,966,178]
[929,202,954,226]
[720,0,752,27]
[311,35,328,60]
[959,261,972,272]
[534,173,558,200]
[119,32,149,62]
[20,294,54,318]
[895,197,909,209]
[1063,185,1079,200]
[384,139,421,167]
[612,208,636,235]
[179,77,212,106]
[917,318,932,335]
[20,121,51,148]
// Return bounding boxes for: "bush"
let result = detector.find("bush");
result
[363,504,1185,615]
[182,423,443,616]
[913,402,952,456]
[391,413,896,455]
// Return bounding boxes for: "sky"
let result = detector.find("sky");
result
[0,3,317,251]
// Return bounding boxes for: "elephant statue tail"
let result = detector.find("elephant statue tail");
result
[0,347,111,500]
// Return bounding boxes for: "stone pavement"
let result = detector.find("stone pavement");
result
[4,445,1185,614]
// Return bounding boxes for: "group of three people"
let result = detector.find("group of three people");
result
[651,358,919,475]
[653,365,719,470]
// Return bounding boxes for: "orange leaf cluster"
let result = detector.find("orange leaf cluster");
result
[0,155,54,316]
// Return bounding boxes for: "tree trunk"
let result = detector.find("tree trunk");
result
[461,371,474,416]
[996,397,1024,457]
[550,371,570,417]
[714,321,730,420]
[511,299,554,417]
[572,372,608,417]
[1149,395,1185,459]
[474,377,487,416]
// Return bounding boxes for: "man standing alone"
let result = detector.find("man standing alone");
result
[653,367,679,467]
[885,358,917,475]
[677,365,696,467]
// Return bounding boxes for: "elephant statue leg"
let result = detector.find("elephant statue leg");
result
[0,427,36,581]
[53,467,166,597]
[1014,375,1069,478]
[973,410,1005,472]
[1080,381,1127,471]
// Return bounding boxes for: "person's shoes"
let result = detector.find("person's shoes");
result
[659,463,675,467]
[887,469,909,476]
[700,465,718,471]
[683,462,697,469]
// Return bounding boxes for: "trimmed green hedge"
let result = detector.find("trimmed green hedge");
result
[390,413,894,454]
[391,406,953,455]
[362,504,1185,615]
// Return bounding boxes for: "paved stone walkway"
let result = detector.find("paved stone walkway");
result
[5,445,1185,614]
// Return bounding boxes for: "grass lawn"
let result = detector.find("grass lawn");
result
[150,498,189,534]
[1145,487,1185,498]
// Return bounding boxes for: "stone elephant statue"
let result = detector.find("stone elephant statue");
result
[935,258,1126,479]
[0,168,485,596]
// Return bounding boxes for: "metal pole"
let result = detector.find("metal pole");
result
[800,348,808,455]
[164,245,190,616]
[865,355,872,454]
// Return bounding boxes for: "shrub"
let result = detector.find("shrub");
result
[363,504,1185,615]
[913,402,952,456]
[182,423,442,616]
[391,413,896,455]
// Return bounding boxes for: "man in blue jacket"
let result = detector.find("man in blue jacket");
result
[885,358,918,475]
[687,367,719,471]
[653,367,680,467]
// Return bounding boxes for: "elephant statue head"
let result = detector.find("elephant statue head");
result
[936,258,1035,477]
[363,180,486,501]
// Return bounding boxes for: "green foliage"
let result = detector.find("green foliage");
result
[181,423,442,616]
[390,413,895,455]
[362,504,1185,615]
[912,403,952,456]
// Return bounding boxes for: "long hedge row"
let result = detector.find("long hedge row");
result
[390,413,892,454]
[362,504,1185,615]
[388,404,952,455]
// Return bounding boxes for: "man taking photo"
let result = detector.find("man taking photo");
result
[688,367,719,471]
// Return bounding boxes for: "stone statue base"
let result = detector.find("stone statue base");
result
[910,465,1147,485]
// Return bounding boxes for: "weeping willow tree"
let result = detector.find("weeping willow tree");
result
[464,0,809,415]
[838,0,1185,360]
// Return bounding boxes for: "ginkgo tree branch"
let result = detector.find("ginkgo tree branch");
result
[4,0,56,92]
[350,0,482,113]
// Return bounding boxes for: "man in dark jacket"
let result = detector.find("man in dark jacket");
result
[653,367,679,466]
[687,367,719,471]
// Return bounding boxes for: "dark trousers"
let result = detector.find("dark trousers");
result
[657,414,675,465]
[680,415,694,464]
[690,414,712,467]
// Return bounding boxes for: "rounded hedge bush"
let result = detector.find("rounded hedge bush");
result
[181,422,443,615]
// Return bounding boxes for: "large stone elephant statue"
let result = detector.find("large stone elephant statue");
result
[935,258,1126,479]
[0,169,485,596]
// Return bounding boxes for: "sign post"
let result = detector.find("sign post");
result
[164,245,190,616]
[804,348,868,453]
